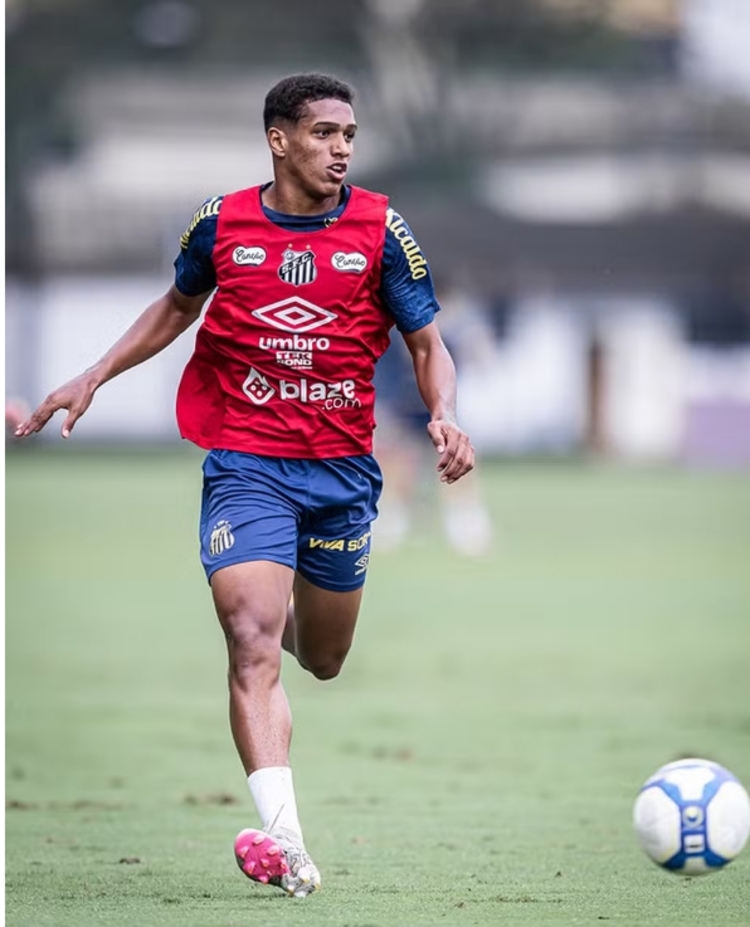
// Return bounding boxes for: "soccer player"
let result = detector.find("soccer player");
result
[15,73,475,897]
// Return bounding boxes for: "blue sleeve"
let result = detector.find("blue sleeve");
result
[380,208,440,333]
[173,196,222,296]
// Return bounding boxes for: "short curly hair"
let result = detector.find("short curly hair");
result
[263,73,355,131]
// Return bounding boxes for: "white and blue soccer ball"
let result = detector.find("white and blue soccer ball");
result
[634,758,750,875]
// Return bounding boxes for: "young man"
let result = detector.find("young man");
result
[16,73,475,897]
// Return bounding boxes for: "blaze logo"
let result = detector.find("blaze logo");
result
[279,378,361,409]
[241,370,361,410]
[242,369,275,405]
[252,297,337,333]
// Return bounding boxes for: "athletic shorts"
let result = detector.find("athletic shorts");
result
[199,449,383,591]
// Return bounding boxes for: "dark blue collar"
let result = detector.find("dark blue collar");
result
[260,183,350,230]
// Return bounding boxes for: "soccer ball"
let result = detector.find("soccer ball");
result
[633,758,750,875]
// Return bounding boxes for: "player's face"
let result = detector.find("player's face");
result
[285,99,357,199]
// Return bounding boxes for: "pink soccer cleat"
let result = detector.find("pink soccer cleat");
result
[234,828,321,897]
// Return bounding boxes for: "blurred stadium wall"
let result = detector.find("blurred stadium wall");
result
[6,0,750,465]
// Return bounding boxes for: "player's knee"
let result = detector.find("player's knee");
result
[222,613,281,684]
[306,660,341,681]
[299,647,350,681]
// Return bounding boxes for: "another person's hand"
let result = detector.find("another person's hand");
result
[5,398,31,434]
[14,372,99,439]
[427,419,475,483]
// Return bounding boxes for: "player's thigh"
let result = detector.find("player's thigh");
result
[212,560,296,659]
[293,455,380,666]
[292,571,364,665]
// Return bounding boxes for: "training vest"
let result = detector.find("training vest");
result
[176,185,392,457]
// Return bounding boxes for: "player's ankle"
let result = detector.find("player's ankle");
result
[247,766,305,843]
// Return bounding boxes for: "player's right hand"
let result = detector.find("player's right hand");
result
[14,371,99,439]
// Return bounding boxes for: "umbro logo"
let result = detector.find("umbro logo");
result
[252,297,337,334]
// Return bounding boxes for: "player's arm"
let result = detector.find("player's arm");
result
[16,196,221,440]
[402,322,474,483]
[380,206,474,483]
[15,285,210,439]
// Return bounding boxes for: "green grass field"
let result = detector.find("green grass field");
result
[6,449,750,927]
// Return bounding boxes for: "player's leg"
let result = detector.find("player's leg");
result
[200,451,320,895]
[439,467,494,557]
[371,407,422,551]
[211,560,295,774]
[284,455,381,678]
[211,561,320,896]
[282,573,363,680]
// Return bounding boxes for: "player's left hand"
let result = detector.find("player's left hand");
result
[427,419,475,484]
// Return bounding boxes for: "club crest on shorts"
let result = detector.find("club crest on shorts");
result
[209,520,235,557]
[279,248,317,286]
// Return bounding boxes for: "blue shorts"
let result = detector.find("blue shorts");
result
[199,450,383,591]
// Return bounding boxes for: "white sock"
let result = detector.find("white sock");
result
[247,766,304,844]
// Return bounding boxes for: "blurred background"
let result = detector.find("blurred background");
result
[6,7,750,924]
[6,0,750,470]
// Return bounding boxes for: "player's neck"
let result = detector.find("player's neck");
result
[262,180,343,217]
